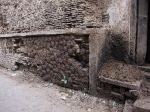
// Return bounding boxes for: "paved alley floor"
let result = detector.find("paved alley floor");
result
[0,67,123,112]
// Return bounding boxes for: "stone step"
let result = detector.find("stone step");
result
[99,76,142,90]
[144,74,150,82]
[97,76,142,100]
[138,65,150,72]
[134,98,150,112]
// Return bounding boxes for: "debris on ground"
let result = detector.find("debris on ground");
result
[80,93,86,99]
[0,67,125,112]
[45,83,53,88]
[87,108,92,112]
[61,76,67,84]
[11,73,17,77]
[61,96,67,100]
[102,100,106,104]
[77,97,81,101]
[110,101,117,108]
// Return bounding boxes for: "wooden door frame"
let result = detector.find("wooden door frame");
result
[131,0,148,65]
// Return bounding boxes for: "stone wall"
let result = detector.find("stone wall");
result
[0,0,130,35]
[0,0,104,33]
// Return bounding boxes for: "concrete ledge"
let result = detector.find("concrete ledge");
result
[0,28,105,38]
[99,76,142,90]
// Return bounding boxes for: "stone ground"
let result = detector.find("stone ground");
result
[0,67,124,112]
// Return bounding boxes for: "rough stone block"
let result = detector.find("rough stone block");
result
[134,98,150,112]
[123,99,134,112]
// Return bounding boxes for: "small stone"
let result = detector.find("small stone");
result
[77,97,81,101]
[87,108,91,112]
[11,74,16,77]
[102,100,106,104]
[81,93,86,99]
[129,90,140,97]
[61,96,66,100]
[45,83,53,87]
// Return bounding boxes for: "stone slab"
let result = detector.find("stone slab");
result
[138,66,150,73]
[99,76,142,90]
[0,28,104,38]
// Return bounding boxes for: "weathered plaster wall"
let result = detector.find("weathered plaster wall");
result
[0,38,18,70]
[0,0,130,35]
[0,0,104,33]
[107,0,130,34]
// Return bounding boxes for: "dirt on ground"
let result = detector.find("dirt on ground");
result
[99,60,144,82]
[0,67,124,112]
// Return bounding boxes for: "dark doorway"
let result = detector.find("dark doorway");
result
[146,0,150,63]
[136,0,148,65]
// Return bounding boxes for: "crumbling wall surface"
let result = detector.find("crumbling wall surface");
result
[0,0,130,35]
[0,35,89,91]
[107,0,130,34]
[106,0,131,60]
[95,0,132,69]
[0,0,109,33]
[0,38,18,70]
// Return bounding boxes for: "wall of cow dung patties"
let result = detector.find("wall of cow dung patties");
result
[0,35,89,91]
